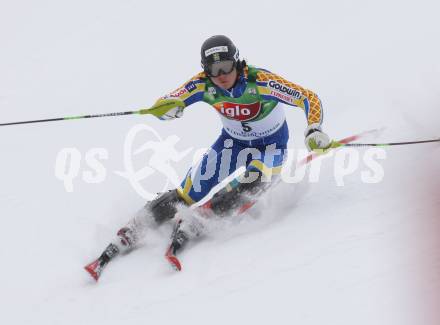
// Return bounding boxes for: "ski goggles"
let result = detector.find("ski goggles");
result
[206,60,235,77]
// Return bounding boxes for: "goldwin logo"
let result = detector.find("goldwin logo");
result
[268,80,301,99]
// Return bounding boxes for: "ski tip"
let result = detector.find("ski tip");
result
[165,246,182,271]
[165,254,182,271]
[84,261,100,282]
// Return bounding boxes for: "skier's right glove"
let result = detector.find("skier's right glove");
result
[140,98,185,121]
[304,123,331,152]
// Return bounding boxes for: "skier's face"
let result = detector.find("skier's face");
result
[210,68,238,90]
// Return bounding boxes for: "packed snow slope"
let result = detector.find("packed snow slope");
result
[1,1,439,324]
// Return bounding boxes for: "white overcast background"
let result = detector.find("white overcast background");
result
[0,1,439,325]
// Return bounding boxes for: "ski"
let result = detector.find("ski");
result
[163,219,188,271]
[84,258,107,281]
[84,243,119,281]
[165,245,182,271]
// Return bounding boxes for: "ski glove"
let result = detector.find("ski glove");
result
[140,98,185,121]
[304,123,331,151]
[158,106,184,121]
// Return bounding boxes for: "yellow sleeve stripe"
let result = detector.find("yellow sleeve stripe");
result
[248,160,282,176]
[257,70,322,124]
[177,175,196,205]
[162,72,206,102]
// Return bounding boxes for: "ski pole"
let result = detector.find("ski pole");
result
[0,109,158,127]
[299,131,439,167]
[341,138,440,147]
[0,110,141,127]
[0,102,179,127]
[299,128,382,166]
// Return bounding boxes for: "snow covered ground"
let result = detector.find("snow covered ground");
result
[1,0,439,324]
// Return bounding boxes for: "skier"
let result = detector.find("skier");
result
[85,35,331,280]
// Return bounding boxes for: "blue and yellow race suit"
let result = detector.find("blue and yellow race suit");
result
[156,65,323,204]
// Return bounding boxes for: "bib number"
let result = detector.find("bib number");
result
[241,122,252,132]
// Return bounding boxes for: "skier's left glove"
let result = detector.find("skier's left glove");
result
[140,98,185,121]
[304,123,331,151]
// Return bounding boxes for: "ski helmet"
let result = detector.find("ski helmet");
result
[200,35,242,76]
